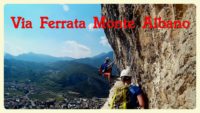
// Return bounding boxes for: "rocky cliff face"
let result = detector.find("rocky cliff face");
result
[101,4,196,109]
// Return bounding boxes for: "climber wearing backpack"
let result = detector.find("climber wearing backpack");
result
[99,57,113,83]
[110,66,145,109]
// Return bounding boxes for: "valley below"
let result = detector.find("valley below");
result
[4,52,114,109]
[5,81,106,109]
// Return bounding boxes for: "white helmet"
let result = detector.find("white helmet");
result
[105,57,110,62]
[120,66,131,77]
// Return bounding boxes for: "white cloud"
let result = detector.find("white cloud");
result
[59,40,91,58]
[99,36,110,47]
[62,5,69,12]
[88,23,94,31]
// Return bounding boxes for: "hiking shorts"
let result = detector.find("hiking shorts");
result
[103,72,110,77]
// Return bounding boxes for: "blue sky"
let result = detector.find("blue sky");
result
[4,4,112,58]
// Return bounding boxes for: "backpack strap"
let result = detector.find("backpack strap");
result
[110,89,117,109]
[122,88,127,109]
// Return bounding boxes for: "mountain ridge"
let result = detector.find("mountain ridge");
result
[4,52,74,63]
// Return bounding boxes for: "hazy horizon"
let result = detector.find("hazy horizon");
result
[4,50,113,59]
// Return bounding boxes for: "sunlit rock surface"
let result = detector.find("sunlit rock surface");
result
[101,4,196,109]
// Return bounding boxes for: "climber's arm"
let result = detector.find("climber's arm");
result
[137,94,145,109]
[108,61,114,68]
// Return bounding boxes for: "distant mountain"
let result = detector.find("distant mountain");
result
[44,61,110,97]
[4,51,116,98]
[4,52,74,63]
[4,59,109,98]
[4,51,113,64]
[73,51,119,76]
[4,59,49,82]
[73,51,113,68]
[4,53,15,59]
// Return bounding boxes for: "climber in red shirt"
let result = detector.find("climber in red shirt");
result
[99,57,113,83]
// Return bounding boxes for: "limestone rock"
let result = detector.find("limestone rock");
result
[101,4,196,109]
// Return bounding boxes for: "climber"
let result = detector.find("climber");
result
[99,57,113,83]
[110,66,145,109]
